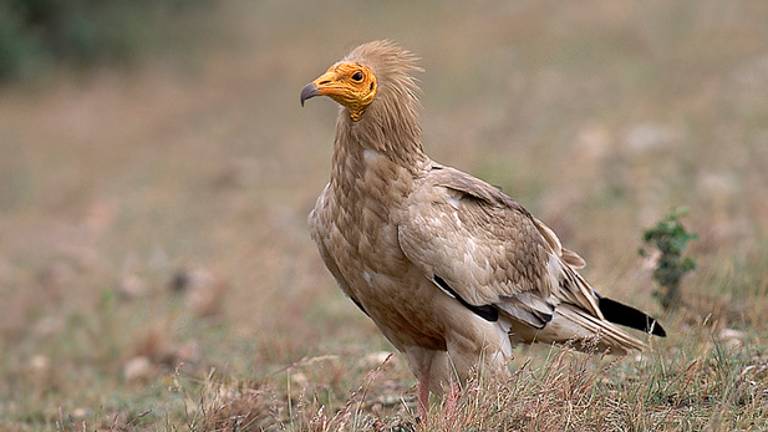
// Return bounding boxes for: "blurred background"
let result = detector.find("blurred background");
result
[1,0,767,429]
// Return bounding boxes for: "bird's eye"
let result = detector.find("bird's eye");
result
[351,71,364,82]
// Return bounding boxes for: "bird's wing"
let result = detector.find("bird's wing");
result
[398,166,604,329]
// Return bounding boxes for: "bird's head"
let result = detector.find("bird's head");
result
[300,40,422,123]
[300,62,377,122]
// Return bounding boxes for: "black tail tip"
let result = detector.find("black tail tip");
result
[599,297,667,337]
[647,319,667,337]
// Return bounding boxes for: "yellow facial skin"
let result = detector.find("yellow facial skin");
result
[300,63,377,121]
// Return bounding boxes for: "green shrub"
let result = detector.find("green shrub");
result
[0,2,41,80]
[639,208,698,310]
[0,0,208,82]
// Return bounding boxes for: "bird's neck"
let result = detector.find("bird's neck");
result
[329,109,428,209]
[335,103,427,166]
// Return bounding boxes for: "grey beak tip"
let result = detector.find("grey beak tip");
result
[300,83,319,107]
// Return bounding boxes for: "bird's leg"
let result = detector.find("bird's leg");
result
[417,373,430,419]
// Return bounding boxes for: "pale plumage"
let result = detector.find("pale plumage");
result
[302,40,665,414]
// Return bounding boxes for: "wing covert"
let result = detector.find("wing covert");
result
[398,166,602,323]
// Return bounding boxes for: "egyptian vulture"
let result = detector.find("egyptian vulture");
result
[301,40,665,415]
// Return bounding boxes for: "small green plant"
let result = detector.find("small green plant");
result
[639,208,698,310]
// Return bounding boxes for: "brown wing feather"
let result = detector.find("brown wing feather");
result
[399,169,551,305]
[399,166,609,326]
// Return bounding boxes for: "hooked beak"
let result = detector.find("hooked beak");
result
[300,83,319,107]
[300,70,337,107]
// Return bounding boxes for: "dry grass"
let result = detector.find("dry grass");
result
[1,0,767,430]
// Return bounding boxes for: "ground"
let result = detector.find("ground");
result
[1,1,767,431]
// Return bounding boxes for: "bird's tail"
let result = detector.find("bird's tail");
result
[508,302,661,355]
[598,296,667,337]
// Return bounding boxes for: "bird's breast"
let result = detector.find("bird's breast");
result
[320,199,445,350]
[320,146,446,349]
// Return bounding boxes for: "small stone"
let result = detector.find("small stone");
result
[169,270,190,293]
[175,341,201,364]
[576,124,611,161]
[30,354,49,370]
[124,356,153,382]
[719,328,746,349]
[719,328,746,341]
[118,274,147,299]
[290,372,308,387]
[378,394,400,406]
[71,408,88,419]
[180,268,228,317]
[29,355,50,378]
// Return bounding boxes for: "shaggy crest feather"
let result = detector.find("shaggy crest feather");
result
[338,41,425,170]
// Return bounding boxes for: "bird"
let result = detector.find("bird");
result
[301,40,666,415]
